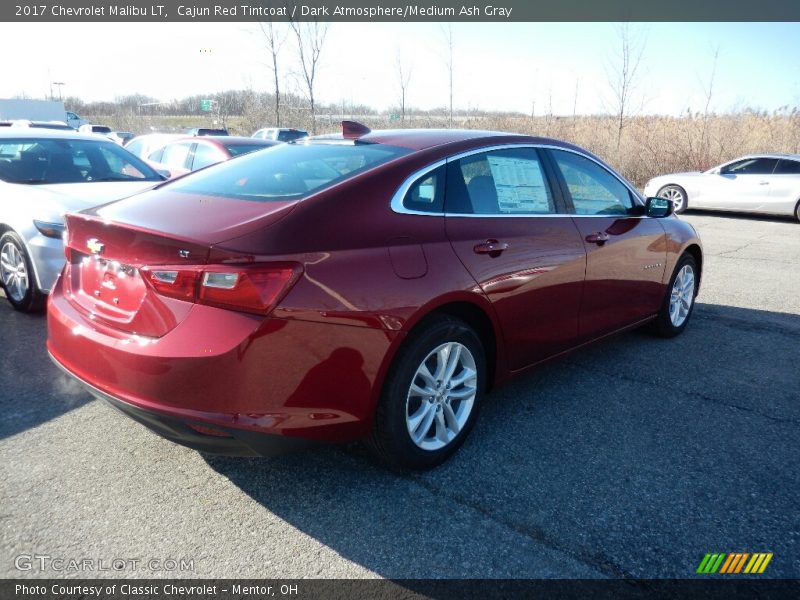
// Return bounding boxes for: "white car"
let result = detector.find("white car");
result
[644,154,800,221]
[0,129,164,311]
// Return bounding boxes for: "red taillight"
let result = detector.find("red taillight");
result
[140,263,300,315]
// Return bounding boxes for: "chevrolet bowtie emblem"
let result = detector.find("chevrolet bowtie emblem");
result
[86,238,104,254]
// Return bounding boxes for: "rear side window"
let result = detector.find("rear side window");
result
[167,142,411,201]
[191,143,225,170]
[775,159,800,174]
[446,148,555,215]
[403,166,445,213]
[161,142,193,170]
[550,149,634,216]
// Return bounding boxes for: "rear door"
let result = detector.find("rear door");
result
[444,147,587,371]
[546,148,667,340]
[767,159,800,214]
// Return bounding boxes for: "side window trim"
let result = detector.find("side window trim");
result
[389,144,643,217]
[390,159,448,216]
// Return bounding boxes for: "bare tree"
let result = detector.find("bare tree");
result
[396,49,412,125]
[289,20,328,134]
[697,47,720,169]
[606,23,647,150]
[572,78,579,119]
[257,20,288,126]
[442,25,454,128]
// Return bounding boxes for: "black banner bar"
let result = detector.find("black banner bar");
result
[3,0,800,22]
[3,579,800,600]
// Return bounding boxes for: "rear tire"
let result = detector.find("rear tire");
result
[648,253,698,338]
[657,184,688,214]
[366,315,486,471]
[794,200,800,223]
[0,231,44,313]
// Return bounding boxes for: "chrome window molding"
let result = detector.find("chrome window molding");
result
[390,143,645,218]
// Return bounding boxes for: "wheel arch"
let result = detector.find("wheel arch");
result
[682,243,703,292]
[375,293,506,413]
[0,225,45,292]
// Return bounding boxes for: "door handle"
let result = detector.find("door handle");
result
[758,181,770,185]
[473,239,509,255]
[585,232,610,245]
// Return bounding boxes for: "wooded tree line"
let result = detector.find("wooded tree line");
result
[62,23,799,186]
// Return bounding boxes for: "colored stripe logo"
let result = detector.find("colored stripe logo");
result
[697,553,772,574]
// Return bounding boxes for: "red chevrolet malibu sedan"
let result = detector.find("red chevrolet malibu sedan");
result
[47,124,702,470]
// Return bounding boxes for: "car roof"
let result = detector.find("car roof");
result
[310,128,579,153]
[0,128,107,141]
[164,136,277,147]
[734,153,800,161]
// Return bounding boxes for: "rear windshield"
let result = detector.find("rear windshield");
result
[167,142,411,201]
[277,130,308,142]
[0,137,163,184]
[224,142,274,157]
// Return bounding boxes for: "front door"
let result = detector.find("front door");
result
[547,148,668,340]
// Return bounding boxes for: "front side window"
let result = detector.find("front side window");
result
[446,148,555,215]
[550,150,634,216]
[722,158,778,175]
[167,142,411,202]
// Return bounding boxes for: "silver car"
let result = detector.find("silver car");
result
[0,129,163,311]
[644,154,800,221]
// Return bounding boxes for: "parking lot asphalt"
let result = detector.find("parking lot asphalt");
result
[0,211,798,580]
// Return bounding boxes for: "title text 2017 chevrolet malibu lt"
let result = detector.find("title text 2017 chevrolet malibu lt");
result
[47,125,703,470]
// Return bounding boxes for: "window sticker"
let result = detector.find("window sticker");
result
[486,155,550,213]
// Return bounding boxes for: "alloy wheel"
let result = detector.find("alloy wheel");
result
[0,241,29,302]
[669,264,695,327]
[660,187,685,212]
[405,342,478,451]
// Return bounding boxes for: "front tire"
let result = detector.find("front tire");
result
[0,231,44,312]
[658,184,688,214]
[649,253,698,338]
[366,315,486,471]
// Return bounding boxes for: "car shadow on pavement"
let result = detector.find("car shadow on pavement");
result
[204,302,800,579]
[0,302,91,440]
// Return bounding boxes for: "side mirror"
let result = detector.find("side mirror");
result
[645,196,674,218]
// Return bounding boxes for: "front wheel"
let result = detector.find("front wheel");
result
[0,232,44,312]
[649,253,698,338]
[658,185,688,214]
[366,316,486,471]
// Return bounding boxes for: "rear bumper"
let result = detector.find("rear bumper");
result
[49,352,313,457]
[47,273,401,447]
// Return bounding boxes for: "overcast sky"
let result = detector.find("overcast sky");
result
[2,21,799,115]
